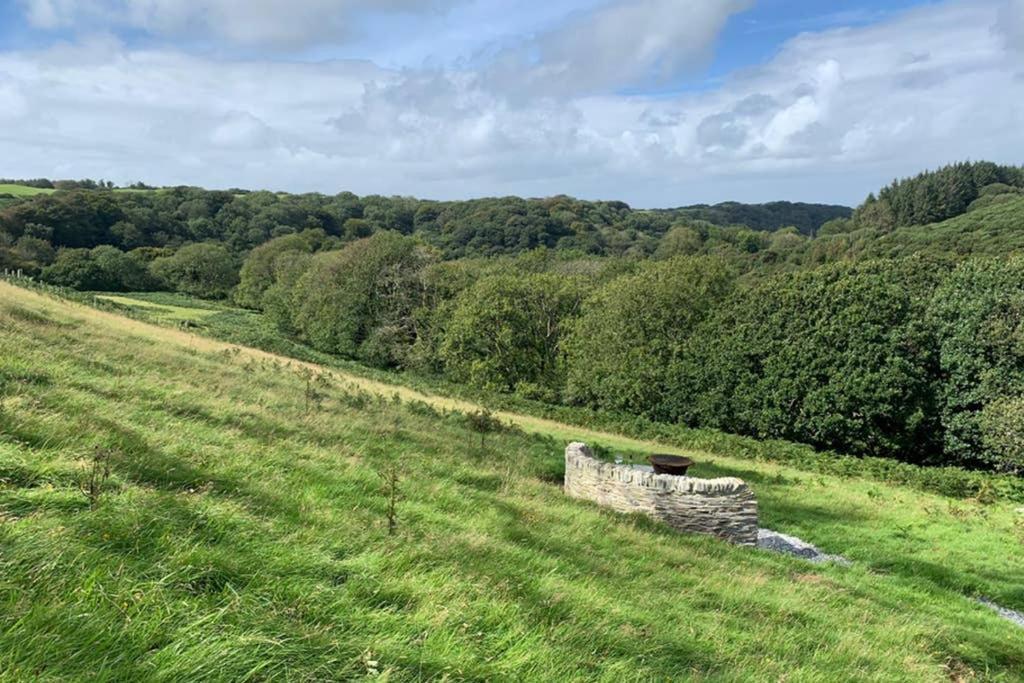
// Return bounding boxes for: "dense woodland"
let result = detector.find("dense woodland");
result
[3,161,1024,473]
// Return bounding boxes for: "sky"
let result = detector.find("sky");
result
[0,0,1021,207]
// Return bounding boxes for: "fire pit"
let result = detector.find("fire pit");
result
[648,454,694,476]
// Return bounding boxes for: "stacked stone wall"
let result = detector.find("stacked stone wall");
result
[564,442,758,545]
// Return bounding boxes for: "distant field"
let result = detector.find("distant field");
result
[87,291,323,361]
[0,184,53,197]
[93,294,225,324]
[1,282,1022,680]
[0,185,163,198]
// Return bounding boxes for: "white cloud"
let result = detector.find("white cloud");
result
[653,1,1022,187]
[21,0,61,27]
[0,77,30,121]
[489,0,753,96]
[18,0,463,48]
[757,60,842,153]
[998,0,1024,49]
[209,112,277,148]
[0,39,387,186]
[1,0,1022,206]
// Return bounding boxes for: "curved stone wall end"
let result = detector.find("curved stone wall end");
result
[564,442,758,545]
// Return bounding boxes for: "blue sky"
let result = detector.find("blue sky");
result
[0,0,1021,206]
[0,0,929,70]
[708,1,929,75]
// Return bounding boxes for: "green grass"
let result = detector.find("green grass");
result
[0,184,54,197]
[93,294,226,324]
[1,282,1023,681]
[86,291,341,363]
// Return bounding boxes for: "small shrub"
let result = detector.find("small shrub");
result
[337,388,370,410]
[375,462,401,536]
[466,408,503,450]
[406,400,440,418]
[296,366,331,415]
[81,447,114,509]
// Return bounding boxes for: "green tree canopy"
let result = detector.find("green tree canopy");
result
[289,232,434,367]
[235,229,330,309]
[928,257,1024,468]
[149,243,239,299]
[564,256,735,419]
[439,273,589,397]
[40,246,156,291]
[680,258,946,460]
[40,249,108,290]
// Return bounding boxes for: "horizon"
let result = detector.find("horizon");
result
[1,0,1022,206]
[2,176,860,211]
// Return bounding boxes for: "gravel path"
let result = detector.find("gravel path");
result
[756,529,852,566]
[977,599,1024,629]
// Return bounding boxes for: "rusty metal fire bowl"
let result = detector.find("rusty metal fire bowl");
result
[648,454,694,476]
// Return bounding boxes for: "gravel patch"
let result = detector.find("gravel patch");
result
[757,529,852,566]
[978,598,1024,629]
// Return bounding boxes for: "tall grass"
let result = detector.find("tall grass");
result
[0,283,1022,680]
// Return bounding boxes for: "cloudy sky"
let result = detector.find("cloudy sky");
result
[0,0,1021,207]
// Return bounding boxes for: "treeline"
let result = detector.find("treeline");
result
[230,229,1023,473]
[656,200,851,235]
[0,178,118,191]
[0,184,848,265]
[3,161,1024,472]
[804,192,1024,264]
[838,161,1024,233]
[11,162,1021,288]
[0,188,850,298]
[880,161,1024,226]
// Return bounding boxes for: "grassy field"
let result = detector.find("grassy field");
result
[1,282,1023,681]
[86,291,348,365]
[93,294,227,324]
[0,184,54,197]
[0,185,163,200]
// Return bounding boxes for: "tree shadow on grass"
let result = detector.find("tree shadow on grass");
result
[751,489,1024,612]
[828,559,1024,673]
[92,413,382,530]
[434,533,724,678]
[870,555,1024,611]
[0,490,88,518]
[483,492,1024,677]
[98,419,213,493]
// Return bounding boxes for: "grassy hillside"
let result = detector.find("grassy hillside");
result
[1,282,1023,680]
[0,184,53,210]
[0,184,54,197]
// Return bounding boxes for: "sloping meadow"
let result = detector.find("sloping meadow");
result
[0,285,1022,681]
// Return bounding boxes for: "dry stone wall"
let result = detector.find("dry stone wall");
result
[564,442,758,545]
